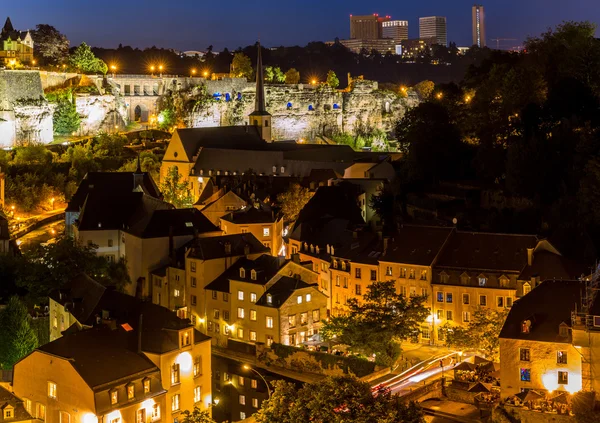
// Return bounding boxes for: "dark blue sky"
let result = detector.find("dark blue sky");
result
[4,0,599,51]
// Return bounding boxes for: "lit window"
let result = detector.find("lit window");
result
[523,283,532,295]
[36,404,46,421]
[250,330,257,341]
[266,316,273,328]
[462,294,470,305]
[478,277,487,286]
[240,412,246,420]
[136,409,145,423]
[250,309,257,321]
[289,314,296,328]
[437,310,443,320]
[181,331,190,346]
[194,386,201,403]
[300,312,308,325]
[110,390,118,405]
[4,408,13,420]
[213,309,220,319]
[266,335,274,346]
[385,266,392,276]
[171,363,180,385]
[520,368,531,382]
[251,270,257,280]
[151,405,160,421]
[127,384,135,400]
[558,371,568,385]
[239,394,246,405]
[462,311,470,323]
[238,375,245,386]
[436,292,444,302]
[47,382,57,399]
[263,227,270,237]
[557,351,568,364]
[237,328,244,338]
[446,310,453,321]
[297,295,303,304]
[171,394,180,412]
[191,277,197,287]
[190,262,196,273]
[312,309,320,322]
[240,268,246,278]
[174,289,180,297]
[193,356,201,377]
[252,398,259,408]
[266,294,272,304]
[143,378,151,394]
[238,307,245,319]
[251,379,258,389]
[250,292,257,303]
[520,348,530,361]
[238,290,244,301]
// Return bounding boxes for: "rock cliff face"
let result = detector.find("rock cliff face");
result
[189,79,418,140]
[75,94,127,135]
[0,70,53,146]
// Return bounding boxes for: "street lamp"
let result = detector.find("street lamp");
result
[203,70,209,78]
[150,65,155,75]
[191,68,197,77]
[110,64,117,78]
[311,79,317,85]
[242,365,272,398]
[159,65,164,77]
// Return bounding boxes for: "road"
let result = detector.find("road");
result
[17,220,64,252]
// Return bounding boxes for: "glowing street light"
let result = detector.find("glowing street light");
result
[203,70,209,78]
[311,79,317,85]
[158,64,164,77]
[150,65,156,75]
[110,64,117,78]
[436,92,443,100]
[191,68,197,77]
[50,197,55,211]
[465,95,471,103]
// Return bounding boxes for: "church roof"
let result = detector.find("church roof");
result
[252,42,269,116]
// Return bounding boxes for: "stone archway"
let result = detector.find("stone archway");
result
[133,104,149,122]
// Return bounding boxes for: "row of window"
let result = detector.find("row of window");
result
[197,167,285,177]
[385,267,427,280]
[436,292,513,308]
[288,310,320,327]
[520,368,569,385]
[519,348,568,364]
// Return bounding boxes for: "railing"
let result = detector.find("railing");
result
[108,74,201,79]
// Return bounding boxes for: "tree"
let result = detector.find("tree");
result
[276,184,313,223]
[30,24,69,65]
[322,281,429,366]
[69,42,108,74]
[285,68,300,84]
[161,166,193,208]
[180,406,216,423]
[264,66,275,82]
[0,296,38,369]
[17,236,131,302]
[53,100,81,135]
[442,307,508,361]
[412,80,435,100]
[231,52,253,80]
[326,70,340,89]
[256,376,424,423]
[273,67,285,83]
[118,151,162,182]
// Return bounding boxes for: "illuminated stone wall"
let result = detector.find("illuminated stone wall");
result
[0,70,53,146]
[75,94,127,135]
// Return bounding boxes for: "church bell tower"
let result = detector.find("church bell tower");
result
[249,42,272,142]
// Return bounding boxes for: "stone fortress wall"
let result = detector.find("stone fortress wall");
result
[0,71,418,146]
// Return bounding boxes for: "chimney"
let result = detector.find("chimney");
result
[527,248,534,266]
[138,314,143,354]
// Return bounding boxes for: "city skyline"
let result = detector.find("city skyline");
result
[3,0,598,51]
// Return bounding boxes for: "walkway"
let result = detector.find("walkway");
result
[421,399,482,423]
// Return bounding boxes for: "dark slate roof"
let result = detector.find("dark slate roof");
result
[293,185,364,229]
[205,254,285,293]
[184,233,269,260]
[50,274,210,354]
[255,277,314,307]
[221,204,278,225]
[519,250,589,281]
[380,225,453,266]
[67,172,161,213]
[434,231,538,272]
[176,126,269,159]
[0,385,34,423]
[37,326,160,388]
[131,208,220,238]
[499,279,584,342]
[0,18,29,43]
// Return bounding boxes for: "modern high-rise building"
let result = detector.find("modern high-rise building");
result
[419,16,447,46]
[472,4,486,47]
[350,14,391,40]
[382,20,409,43]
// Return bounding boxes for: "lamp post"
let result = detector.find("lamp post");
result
[243,365,271,398]
[150,65,155,76]
[110,64,117,78]
[159,65,163,77]
[191,68,197,78]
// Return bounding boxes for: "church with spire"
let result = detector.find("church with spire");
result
[160,43,372,203]
[0,17,34,65]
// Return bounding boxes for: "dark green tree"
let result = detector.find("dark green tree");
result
[322,281,429,366]
[69,42,108,74]
[30,24,69,65]
[160,166,193,208]
[0,296,38,369]
[53,100,81,135]
[256,376,424,423]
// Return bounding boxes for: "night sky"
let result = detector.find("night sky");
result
[4,0,599,51]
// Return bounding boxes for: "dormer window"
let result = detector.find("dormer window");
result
[331,246,335,255]
[266,294,272,304]
[559,323,569,338]
[110,390,118,405]
[143,378,151,394]
[3,406,13,420]
[273,166,277,173]
[127,383,135,400]
[523,282,532,295]
[240,268,246,278]
[478,276,487,286]
[341,262,346,271]
[181,330,191,346]
[251,270,257,280]
[521,320,531,334]
[333,260,338,269]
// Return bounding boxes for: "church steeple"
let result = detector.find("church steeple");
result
[249,42,272,142]
[2,17,14,35]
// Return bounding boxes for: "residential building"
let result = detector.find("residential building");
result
[401,37,438,58]
[70,170,221,298]
[472,5,486,47]
[0,18,34,65]
[202,254,326,347]
[220,203,284,256]
[47,274,213,420]
[183,233,270,331]
[0,386,34,423]
[499,279,587,397]
[382,20,409,43]
[419,16,448,46]
[13,327,168,423]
